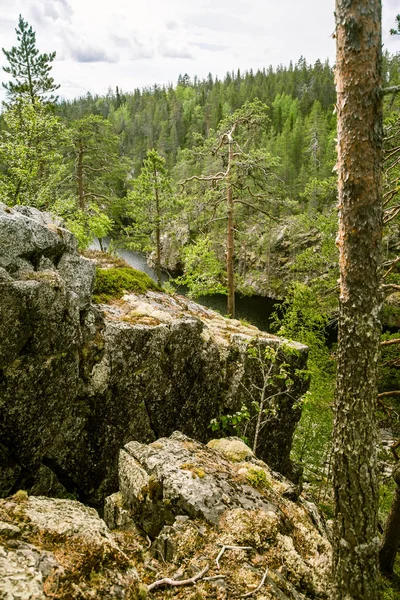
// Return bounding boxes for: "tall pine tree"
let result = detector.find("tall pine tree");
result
[2,15,59,106]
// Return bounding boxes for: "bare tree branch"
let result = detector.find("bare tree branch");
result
[147,564,210,592]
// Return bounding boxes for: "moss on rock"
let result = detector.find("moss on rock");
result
[93,267,160,303]
[207,438,254,463]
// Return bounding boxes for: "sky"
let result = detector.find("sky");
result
[0,0,398,103]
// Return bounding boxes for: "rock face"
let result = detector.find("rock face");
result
[0,436,331,599]
[104,433,332,599]
[106,432,287,538]
[0,493,139,600]
[0,204,308,506]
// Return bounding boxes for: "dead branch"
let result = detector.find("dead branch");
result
[384,208,400,224]
[180,172,226,187]
[391,439,400,462]
[382,85,400,96]
[383,257,400,279]
[377,391,400,399]
[147,563,210,592]
[242,567,269,598]
[380,338,400,347]
[377,397,396,419]
[382,283,400,291]
[215,545,253,570]
[233,198,280,222]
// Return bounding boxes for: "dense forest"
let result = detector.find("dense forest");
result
[1,11,400,598]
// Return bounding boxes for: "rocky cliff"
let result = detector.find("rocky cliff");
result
[0,204,308,506]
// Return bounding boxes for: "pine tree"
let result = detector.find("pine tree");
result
[0,99,66,207]
[332,0,383,598]
[2,15,60,106]
[126,149,176,285]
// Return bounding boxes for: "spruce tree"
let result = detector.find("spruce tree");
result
[2,15,60,106]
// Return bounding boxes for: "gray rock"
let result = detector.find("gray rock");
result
[0,522,20,538]
[0,205,309,506]
[104,492,135,531]
[0,496,139,600]
[29,466,69,498]
[0,205,75,272]
[23,497,113,542]
[114,432,279,537]
[0,542,50,600]
[57,253,95,309]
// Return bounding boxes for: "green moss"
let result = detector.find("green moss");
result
[180,463,206,479]
[12,490,28,503]
[93,267,160,303]
[246,467,271,490]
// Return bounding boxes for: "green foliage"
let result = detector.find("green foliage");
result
[61,206,113,250]
[274,282,335,482]
[173,235,227,297]
[125,149,177,284]
[66,114,129,208]
[390,14,400,36]
[210,342,299,453]
[379,554,400,600]
[287,209,339,315]
[2,15,59,105]
[0,99,66,207]
[92,267,159,303]
[210,404,250,441]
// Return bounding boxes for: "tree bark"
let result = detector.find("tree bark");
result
[332,1,383,599]
[77,140,84,211]
[226,134,235,318]
[154,166,162,287]
[379,463,400,574]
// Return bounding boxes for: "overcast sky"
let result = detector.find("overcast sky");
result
[0,0,398,102]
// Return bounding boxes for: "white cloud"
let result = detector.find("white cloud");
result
[0,0,398,102]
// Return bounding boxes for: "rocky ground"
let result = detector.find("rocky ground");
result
[0,435,331,600]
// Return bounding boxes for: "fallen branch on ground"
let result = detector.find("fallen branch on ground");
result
[147,563,210,592]
[242,566,269,598]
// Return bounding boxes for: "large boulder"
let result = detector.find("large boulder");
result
[104,433,332,599]
[0,436,331,599]
[0,493,139,600]
[0,205,309,506]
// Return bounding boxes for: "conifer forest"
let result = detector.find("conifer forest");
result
[1,6,400,599]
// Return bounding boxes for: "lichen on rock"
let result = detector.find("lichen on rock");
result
[0,434,331,599]
[0,205,309,507]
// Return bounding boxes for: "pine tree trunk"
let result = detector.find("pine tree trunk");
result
[77,140,84,211]
[226,136,235,318]
[154,169,162,287]
[332,1,383,599]
[379,463,400,574]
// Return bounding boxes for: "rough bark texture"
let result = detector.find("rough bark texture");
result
[77,139,84,210]
[226,135,235,318]
[332,1,383,599]
[379,462,400,574]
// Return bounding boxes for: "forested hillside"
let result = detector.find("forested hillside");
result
[1,47,398,300]
[1,10,400,597]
